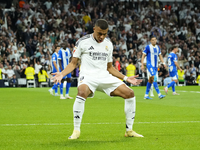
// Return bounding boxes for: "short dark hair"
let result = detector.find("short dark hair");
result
[171,45,178,51]
[150,36,156,40]
[55,44,60,49]
[95,19,108,30]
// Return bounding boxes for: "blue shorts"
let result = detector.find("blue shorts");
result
[147,64,157,77]
[169,71,178,80]
[63,73,71,79]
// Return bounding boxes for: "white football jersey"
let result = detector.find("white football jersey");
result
[73,34,113,77]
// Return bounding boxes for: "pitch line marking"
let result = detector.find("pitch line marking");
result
[160,90,200,94]
[1,121,200,127]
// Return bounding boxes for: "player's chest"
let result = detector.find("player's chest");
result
[82,43,109,58]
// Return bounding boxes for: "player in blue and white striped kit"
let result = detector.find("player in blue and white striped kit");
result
[58,43,73,99]
[141,36,166,99]
[49,44,60,96]
[164,46,182,95]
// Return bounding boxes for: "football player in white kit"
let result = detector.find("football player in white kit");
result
[52,19,144,139]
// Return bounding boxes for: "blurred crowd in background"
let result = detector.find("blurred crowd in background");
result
[0,0,200,87]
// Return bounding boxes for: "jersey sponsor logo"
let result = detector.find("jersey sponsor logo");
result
[88,46,94,50]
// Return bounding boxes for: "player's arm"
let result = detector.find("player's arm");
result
[58,59,63,71]
[107,62,125,79]
[52,57,79,83]
[141,53,146,71]
[107,62,142,85]
[174,61,182,72]
[159,54,167,68]
[53,61,59,72]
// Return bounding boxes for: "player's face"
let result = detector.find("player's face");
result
[174,48,178,53]
[56,47,60,52]
[150,37,157,46]
[93,26,108,43]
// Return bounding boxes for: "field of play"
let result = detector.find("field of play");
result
[0,86,200,150]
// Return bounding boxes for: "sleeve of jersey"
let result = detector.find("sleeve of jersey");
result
[52,54,56,62]
[108,43,113,63]
[73,42,82,58]
[158,46,161,55]
[58,50,62,60]
[143,46,148,54]
[174,54,178,62]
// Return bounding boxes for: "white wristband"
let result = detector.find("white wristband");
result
[162,62,165,65]
[123,76,128,81]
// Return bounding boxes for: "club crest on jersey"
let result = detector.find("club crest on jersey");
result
[73,46,77,54]
[105,46,109,51]
[79,76,84,83]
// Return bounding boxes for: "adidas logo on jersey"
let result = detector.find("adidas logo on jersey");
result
[88,46,94,50]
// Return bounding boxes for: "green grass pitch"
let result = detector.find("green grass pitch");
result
[0,86,200,150]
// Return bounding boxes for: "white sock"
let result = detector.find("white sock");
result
[125,97,136,131]
[60,94,63,97]
[150,85,154,95]
[73,96,86,131]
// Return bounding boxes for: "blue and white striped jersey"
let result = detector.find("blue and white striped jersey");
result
[58,47,71,71]
[143,44,161,68]
[168,52,178,73]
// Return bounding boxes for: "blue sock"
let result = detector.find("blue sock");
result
[55,87,58,93]
[167,81,176,89]
[145,82,152,95]
[66,82,71,94]
[153,82,160,94]
[60,83,63,95]
[52,83,57,90]
[172,84,175,92]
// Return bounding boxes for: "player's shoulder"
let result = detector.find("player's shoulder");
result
[104,37,112,44]
[75,34,91,46]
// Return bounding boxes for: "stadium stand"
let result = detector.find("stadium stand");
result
[0,0,200,87]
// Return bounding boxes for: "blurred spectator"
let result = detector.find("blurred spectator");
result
[186,73,195,85]
[9,74,18,87]
[5,65,15,79]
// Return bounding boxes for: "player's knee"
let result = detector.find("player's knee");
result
[77,90,88,99]
[174,79,178,83]
[124,89,134,99]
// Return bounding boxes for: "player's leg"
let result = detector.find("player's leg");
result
[111,84,143,137]
[148,70,154,97]
[164,73,179,95]
[68,84,93,140]
[144,65,154,99]
[49,76,59,96]
[152,68,165,99]
[65,73,73,99]
[172,74,179,95]
[60,79,65,99]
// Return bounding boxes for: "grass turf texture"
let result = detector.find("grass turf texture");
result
[0,86,200,150]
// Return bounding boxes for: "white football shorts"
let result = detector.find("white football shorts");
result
[78,74,125,98]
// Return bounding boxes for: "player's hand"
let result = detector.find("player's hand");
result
[180,69,182,72]
[51,72,63,84]
[127,75,143,85]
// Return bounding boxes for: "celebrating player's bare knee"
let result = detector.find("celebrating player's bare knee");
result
[111,84,134,99]
[77,85,92,99]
